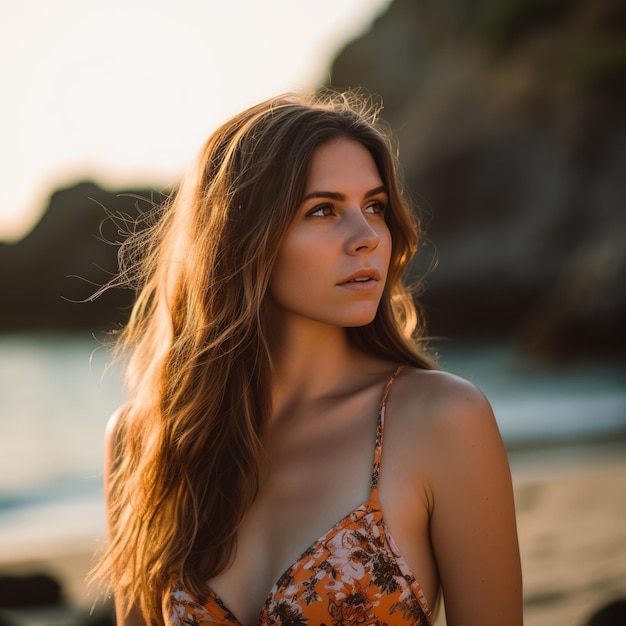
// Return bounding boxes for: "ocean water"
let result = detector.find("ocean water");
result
[435,343,626,447]
[0,334,122,501]
[0,333,625,551]
[0,334,123,555]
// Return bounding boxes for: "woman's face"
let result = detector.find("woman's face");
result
[268,137,392,329]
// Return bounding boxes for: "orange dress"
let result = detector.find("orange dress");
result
[165,366,432,625]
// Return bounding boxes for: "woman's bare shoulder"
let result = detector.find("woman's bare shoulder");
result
[389,367,506,480]
[106,404,127,439]
[106,405,126,434]
[391,369,522,625]
[393,367,494,430]
[104,405,128,472]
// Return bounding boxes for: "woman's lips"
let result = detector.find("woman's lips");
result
[337,275,380,291]
[338,268,381,285]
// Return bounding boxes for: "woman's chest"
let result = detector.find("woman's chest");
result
[207,429,377,623]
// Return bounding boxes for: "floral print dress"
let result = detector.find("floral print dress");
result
[165,366,432,626]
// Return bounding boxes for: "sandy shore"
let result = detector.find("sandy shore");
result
[509,439,626,626]
[1,439,625,626]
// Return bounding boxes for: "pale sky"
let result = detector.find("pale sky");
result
[0,0,391,241]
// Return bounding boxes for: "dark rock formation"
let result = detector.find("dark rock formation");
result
[0,181,162,334]
[0,0,624,360]
[330,0,626,358]
[0,573,115,626]
[0,574,62,607]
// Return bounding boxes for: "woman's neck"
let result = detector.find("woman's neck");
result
[267,314,359,415]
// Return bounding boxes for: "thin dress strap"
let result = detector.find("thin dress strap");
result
[370,364,406,500]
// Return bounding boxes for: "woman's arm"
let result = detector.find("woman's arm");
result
[426,376,523,626]
[103,409,147,626]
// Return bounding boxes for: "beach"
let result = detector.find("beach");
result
[1,334,625,625]
[1,439,625,626]
[510,440,626,626]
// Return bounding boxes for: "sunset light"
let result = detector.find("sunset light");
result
[0,0,390,241]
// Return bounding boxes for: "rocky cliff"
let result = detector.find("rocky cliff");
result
[0,181,161,333]
[330,0,626,358]
[1,0,624,358]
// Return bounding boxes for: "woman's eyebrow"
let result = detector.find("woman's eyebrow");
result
[301,185,388,202]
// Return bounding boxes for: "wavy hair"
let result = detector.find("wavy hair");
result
[91,90,436,625]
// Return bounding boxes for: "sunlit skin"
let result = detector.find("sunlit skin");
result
[106,138,523,626]
[204,139,523,625]
[268,137,392,331]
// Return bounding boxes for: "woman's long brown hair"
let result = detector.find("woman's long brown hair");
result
[90,90,436,625]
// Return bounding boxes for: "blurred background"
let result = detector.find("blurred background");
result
[0,1,625,625]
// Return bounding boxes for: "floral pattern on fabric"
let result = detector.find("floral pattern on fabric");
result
[164,365,432,625]
[165,507,431,626]
[259,502,431,626]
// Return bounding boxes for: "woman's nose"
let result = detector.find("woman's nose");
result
[345,212,380,255]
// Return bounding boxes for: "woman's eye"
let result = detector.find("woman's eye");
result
[308,204,334,217]
[364,201,387,215]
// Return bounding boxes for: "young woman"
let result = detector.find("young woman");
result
[93,91,522,626]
